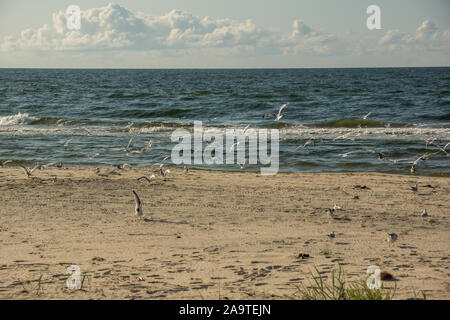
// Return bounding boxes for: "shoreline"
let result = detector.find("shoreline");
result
[3,164,450,177]
[0,167,449,299]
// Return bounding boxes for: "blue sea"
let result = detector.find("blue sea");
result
[0,68,449,175]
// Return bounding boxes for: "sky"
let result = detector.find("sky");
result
[0,0,449,68]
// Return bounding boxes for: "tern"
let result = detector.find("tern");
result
[229,142,240,152]
[63,138,73,147]
[113,163,131,170]
[159,168,170,177]
[275,103,288,121]
[338,150,361,158]
[295,139,314,150]
[138,175,156,184]
[386,233,398,246]
[421,209,428,218]
[411,184,418,192]
[19,164,39,178]
[326,208,336,219]
[369,150,385,160]
[89,153,100,160]
[362,111,373,120]
[132,190,143,218]
[127,139,153,156]
[0,160,13,167]
[238,158,247,169]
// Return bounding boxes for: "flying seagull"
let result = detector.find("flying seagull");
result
[132,190,143,218]
[127,139,153,156]
[113,163,131,170]
[138,175,156,184]
[295,139,314,150]
[275,103,288,121]
[63,138,73,147]
[338,150,361,158]
[19,164,39,178]
[0,160,13,167]
[159,168,170,177]
[362,111,373,120]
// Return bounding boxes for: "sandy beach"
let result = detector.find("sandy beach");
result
[0,167,449,299]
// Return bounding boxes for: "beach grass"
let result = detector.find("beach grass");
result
[292,266,396,300]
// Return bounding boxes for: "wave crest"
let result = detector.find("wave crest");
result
[0,113,38,126]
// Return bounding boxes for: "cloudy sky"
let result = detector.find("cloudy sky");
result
[0,0,449,68]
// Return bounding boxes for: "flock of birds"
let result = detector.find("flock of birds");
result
[1,102,448,246]
[323,183,432,246]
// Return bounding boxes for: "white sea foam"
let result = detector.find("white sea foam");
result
[0,113,38,126]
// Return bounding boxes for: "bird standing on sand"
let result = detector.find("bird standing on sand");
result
[333,204,342,210]
[411,184,418,192]
[132,190,143,218]
[326,208,336,219]
[421,209,428,218]
[328,232,335,239]
[386,233,398,246]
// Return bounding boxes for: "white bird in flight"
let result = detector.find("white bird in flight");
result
[275,103,288,121]
[0,160,13,167]
[338,150,361,158]
[295,139,314,150]
[19,164,40,178]
[63,138,72,147]
[362,111,373,120]
[138,175,156,184]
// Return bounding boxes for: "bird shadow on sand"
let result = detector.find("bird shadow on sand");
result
[143,218,189,225]
[332,217,352,222]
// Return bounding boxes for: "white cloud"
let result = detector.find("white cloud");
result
[0,4,278,52]
[378,20,450,51]
[282,19,348,56]
[0,3,448,67]
[0,3,340,56]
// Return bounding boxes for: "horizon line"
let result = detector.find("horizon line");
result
[0,66,449,70]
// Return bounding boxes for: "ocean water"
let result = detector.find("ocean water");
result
[0,68,449,175]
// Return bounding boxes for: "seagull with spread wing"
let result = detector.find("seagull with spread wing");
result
[275,103,288,121]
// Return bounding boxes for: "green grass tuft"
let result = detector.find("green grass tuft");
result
[292,266,396,300]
